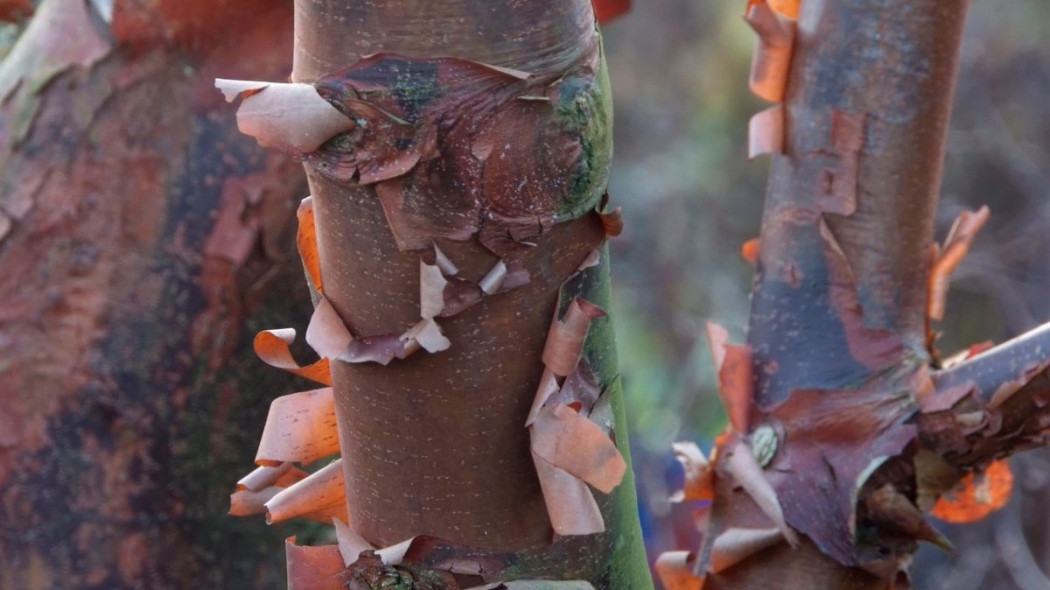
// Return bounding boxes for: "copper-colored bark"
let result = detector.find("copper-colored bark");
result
[0,1,310,588]
[290,0,608,551]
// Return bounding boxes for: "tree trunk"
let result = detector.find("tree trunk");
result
[660,0,1050,588]
[221,1,652,588]
[0,1,313,588]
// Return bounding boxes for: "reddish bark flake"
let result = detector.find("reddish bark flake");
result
[748,0,801,19]
[600,207,624,237]
[864,485,952,553]
[237,462,304,492]
[746,2,795,103]
[203,177,262,266]
[297,197,324,293]
[255,387,340,466]
[334,518,375,567]
[542,298,607,377]
[532,449,605,536]
[215,79,355,153]
[593,0,631,24]
[531,404,626,494]
[230,465,309,517]
[529,362,622,535]
[988,358,1050,409]
[266,459,348,524]
[931,460,1014,524]
[918,382,974,414]
[230,487,281,517]
[819,219,904,370]
[748,105,785,160]
[656,551,704,590]
[671,442,714,503]
[526,252,620,536]
[710,527,784,573]
[815,111,867,216]
[928,206,990,321]
[303,273,452,366]
[527,362,602,427]
[966,340,994,359]
[768,0,800,19]
[726,441,796,545]
[741,238,761,265]
[254,329,333,385]
[705,323,754,433]
[286,538,346,590]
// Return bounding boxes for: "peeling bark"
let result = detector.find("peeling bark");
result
[222,1,652,589]
[660,0,1050,587]
[0,1,313,588]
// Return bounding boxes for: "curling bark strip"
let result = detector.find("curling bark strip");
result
[744,0,794,159]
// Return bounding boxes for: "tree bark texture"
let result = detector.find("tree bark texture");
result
[657,0,1050,588]
[0,1,314,588]
[749,0,969,405]
[233,0,654,588]
[735,0,971,585]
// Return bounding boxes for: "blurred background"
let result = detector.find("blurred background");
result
[2,0,1050,588]
[602,1,1050,589]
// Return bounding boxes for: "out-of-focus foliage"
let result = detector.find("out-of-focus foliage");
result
[602,1,1050,588]
[602,0,769,563]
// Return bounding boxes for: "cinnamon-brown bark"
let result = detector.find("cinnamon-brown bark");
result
[293,0,601,552]
[0,1,313,588]
[224,1,652,588]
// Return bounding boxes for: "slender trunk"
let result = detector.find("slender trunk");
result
[728,0,968,586]
[749,0,968,405]
[0,1,309,588]
[661,0,1050,588]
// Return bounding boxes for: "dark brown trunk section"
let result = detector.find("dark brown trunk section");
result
[291,0,603,551]
[0,2,313,588]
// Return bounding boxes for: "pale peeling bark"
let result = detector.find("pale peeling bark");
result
[221,1,652,589]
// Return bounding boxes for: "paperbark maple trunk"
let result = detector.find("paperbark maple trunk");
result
[0,1,311,588]
[661,0,1050,588]
[714,0,967,587]
[245,0,653,588]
